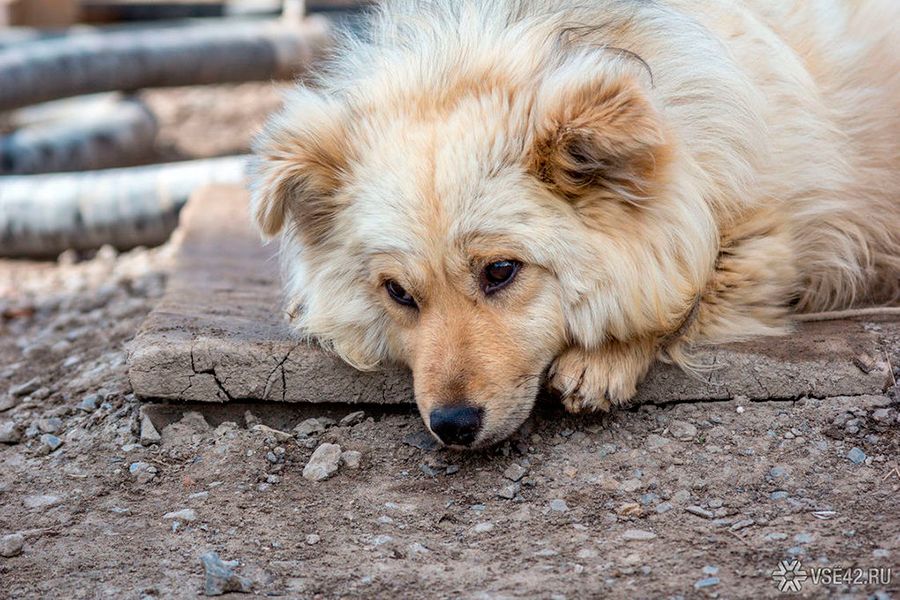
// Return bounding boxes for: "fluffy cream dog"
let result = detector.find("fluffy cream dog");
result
[252,0,899,447]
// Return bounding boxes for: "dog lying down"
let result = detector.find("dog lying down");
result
[252,0,900,448]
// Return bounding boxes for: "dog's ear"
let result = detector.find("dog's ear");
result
[251,89,351,243]
[529,71,671,202]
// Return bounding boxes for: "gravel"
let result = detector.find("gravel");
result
[0,533,25,558]
[847,447,867,465]
[623,529,657,541]
[549,499,568,513]
[503,463,528,482]
[340,450,362,469]
[9,377,40,397]
[0,421,22,444]
[302,443,343,481]
[163,509,198,522]
[668,420,697,440]
[200,551,253,596]
[402,430,438,451]
[685,506,714,519]
[23,494,62,509]
[294,418,326,438]
[339,411,366,427]
[140,414,161,446]
[39,433,62,453]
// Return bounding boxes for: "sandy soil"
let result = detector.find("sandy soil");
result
[1,84,898,600]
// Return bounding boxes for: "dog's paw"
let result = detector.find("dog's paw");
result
[548,342,655,414]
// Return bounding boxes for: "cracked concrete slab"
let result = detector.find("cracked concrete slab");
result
[128,185,895,404]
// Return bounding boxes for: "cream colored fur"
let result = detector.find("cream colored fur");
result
[252,0,900,446]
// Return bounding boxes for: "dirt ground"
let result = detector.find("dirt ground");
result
[1,84,898,600]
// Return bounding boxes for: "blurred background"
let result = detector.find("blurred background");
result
[0,0,369,264]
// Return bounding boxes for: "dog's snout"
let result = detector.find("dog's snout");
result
[429,405,483,446]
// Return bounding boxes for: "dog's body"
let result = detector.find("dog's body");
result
[253,0,900,446]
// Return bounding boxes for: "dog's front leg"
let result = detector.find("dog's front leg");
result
[547,338,657,413]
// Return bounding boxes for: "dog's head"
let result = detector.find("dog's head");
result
[253,47,713,447]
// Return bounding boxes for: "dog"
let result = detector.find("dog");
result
[251,0,900,448]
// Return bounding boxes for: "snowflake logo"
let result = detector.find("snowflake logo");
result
[772,560,808,593]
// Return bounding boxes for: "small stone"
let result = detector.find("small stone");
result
[847,447,867,465]
[473,522,494,533]
[0,421,22,444]
[694,577,720,589]
[770,491,789,501]
[78,393,100,412]
[616,503,643,517]
[503,463,528,481]
[645,434,670,449]
[702,566,719,576]
[669,420,697,440]
[294,418,325,438]
[39,434,63,453]
[305,534,320,545]
[9,378,39,397]
[302,443,342,481]
[372,534,393,546]
[730,518,754,531]
[163,508,198,522]
[655,502,673,514]
[140,415,161,446]
[23,494,61,509]
[765,532,788,541]
[769,466,788,479]
[794,532,813,544]
[671,490,691,504]
[339,411,366,427]
[0,396,19,412]
[402,430,438,451]
[265,474,281,484]
[549,499,568,513]
[408,542,430,554]
[419,464,439,477]
[707,499,723,509]
[250,424,293,442]
[200,551,253,596]
[37,417,62,434]
[266,451,279,464]
[853,353,876,374]
[445,464,460,475]
[0,533,25,557]
[340,450,362,469]
[623,529,657,541]
[620,478,642,493]
[498,483,520,499]
[685,506,714,519]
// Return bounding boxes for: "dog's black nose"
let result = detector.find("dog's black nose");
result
[429,405,483,446]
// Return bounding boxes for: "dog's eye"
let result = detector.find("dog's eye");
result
[385,279,417,307]
[480,260,521,295]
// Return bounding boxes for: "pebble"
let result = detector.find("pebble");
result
[794,532,813,544]
[847,447,867,465]
[339,411,366,427]
[305,534,320,545]
[503,463,528,482]
[163,508,198,522]
[694,577,720,589]
[702,566,719,576]
[685,506,714,519]
[23,494,61,509]
[445,464,460,475]
[0,396,19,412]
[372,534,393,546]
[37,417,62,434]
[770,491,789,501]
[473,522,494,533]
[78,394,100,412]
[294,418,326,438]
[730,519,754,531]
[0,421,22,444]
[9,378,40,397]
[620,478,642,493]
[655,502,673,514]
[671,490,691,504]
[0,533,25,558]
[38,434,63,454]
[498,483,520,499]
[408,542,430,554]
[402,430,438,451]
[669,420,697,440]
[769,466,788,479]
[419,464,439,477]
[200,551,253,596]
[616,502,642,517]
[340,450,362,469]
[549,499,568,513]
[623,529,657,541]
[765,532,788,541]
[302,443,342,481]
[708,499,723,509]
[140,415,161,446]
[250,424,293,443]
[645,434,670,449]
